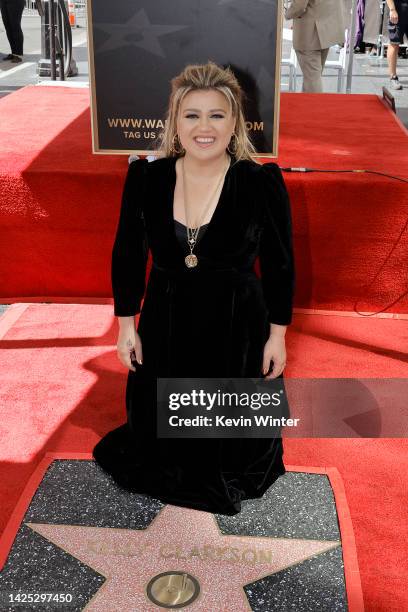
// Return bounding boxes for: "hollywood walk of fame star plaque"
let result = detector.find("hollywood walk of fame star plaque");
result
[86,0,283,156]
[0,457,361,611]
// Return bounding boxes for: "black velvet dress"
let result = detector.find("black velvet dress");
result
[93,155,295,515]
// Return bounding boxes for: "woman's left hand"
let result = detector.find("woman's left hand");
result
[262,334,287,379]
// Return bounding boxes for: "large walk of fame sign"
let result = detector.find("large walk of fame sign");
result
[86,0,283,157]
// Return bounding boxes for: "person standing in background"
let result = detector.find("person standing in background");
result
[386,0,408,89]
[1,0,25,63]
[354,0,366,52]
[285,0,345,92]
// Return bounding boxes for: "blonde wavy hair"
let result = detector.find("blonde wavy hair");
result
[157,61,258,163]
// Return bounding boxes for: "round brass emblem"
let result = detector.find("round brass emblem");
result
[146,571,200,608]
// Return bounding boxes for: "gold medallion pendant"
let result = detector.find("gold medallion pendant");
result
[185,254,198,268]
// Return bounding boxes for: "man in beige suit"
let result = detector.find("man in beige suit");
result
[285,0,345,92]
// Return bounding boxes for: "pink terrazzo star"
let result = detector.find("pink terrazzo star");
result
[26,505,340,611]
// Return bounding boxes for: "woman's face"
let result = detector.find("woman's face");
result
[176,89,236,162]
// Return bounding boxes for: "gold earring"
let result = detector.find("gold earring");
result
[171,133,185,154]
[227,132,238,155]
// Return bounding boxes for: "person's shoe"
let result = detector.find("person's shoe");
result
[10,54,23,63]
[389,75,402,90]
[2,53,14,61]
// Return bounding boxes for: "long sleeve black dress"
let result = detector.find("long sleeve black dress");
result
[93,155,295,515]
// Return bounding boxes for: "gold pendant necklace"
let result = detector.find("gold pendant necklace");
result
[184,225,200,267]
[185,253,198,268]
[182,156,230,268]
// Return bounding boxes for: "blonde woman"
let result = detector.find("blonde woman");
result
[93,62,295,515]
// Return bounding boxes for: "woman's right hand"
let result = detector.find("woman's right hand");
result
[117,317,143,372]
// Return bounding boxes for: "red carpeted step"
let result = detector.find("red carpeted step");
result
[0,88,407,313]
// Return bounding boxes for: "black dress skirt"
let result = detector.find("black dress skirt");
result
[93,156,295,516]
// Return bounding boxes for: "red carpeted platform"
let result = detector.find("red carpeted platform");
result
[0,303,407,610]
[0,86,407,313]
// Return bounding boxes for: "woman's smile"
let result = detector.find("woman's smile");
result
[194,136,216,148]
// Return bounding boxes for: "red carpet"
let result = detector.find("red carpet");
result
[0,303,407,610]
[0,86,407,313]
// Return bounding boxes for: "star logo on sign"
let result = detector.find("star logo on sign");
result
[26,504,340,610]
[94,9,188,57]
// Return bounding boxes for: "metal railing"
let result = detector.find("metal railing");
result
[24,0,86,20]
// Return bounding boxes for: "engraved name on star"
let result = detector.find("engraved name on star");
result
[94,9,189,58]
[26,504,340,610]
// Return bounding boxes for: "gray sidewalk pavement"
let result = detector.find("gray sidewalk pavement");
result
[0,14,89,94]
